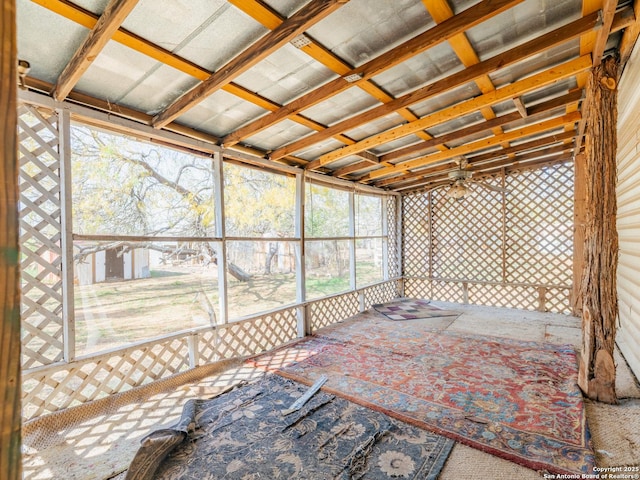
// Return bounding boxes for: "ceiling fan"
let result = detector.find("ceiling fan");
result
[427,159,508,199]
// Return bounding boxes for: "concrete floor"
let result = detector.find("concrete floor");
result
[22,302,640,479]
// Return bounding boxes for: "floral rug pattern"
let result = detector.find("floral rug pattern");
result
[251,319,595,476]
[125,374,454,480]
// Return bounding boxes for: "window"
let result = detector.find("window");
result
[304,183,352,299]
[355,194,385,287]
[71,124,220,354]
[69,122,395,354]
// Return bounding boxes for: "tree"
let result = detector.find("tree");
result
[71,126,259,279]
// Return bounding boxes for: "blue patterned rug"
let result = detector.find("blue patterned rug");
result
[125,374,454,479]
[373,298,460,320]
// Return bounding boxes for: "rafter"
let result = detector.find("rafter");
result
[333,90,582,179]
[382,137,576,191]
[379,90,583,164]
[618,0,640,66]
[273,11,602,164]
[394,146,576,191]
[152,0,350,128]
[221,0,525,147]
[53,0,139,101]
[30,0,285,114]
[316,55,592,168]
[422,0,505,141]
[398,152,575,193]
[365,111,581,181]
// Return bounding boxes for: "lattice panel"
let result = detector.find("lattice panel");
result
[431,280,464,303]
[402,193,431,276]
[468,283,539,311]
[309,292,359,332]
[22,337,190,420]
[18,105,65,369]
[403,277,431,299]
[505,162,574,286]
[197,330,218,364]
[216,308,298,359]
[386,197,400,278]
[362,281,399,309]
[431,177,504,283]
[546,288,572,314]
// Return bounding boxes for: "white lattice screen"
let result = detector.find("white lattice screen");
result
[18,105,65,369]
[386,197,401,279]
[403,163,574,313]
[504,163,574,286]
[16,100,403,421]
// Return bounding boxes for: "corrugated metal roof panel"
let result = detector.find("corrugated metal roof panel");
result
[233,43,337,105]
[302,86,382,127]
[176,91,268,137]
[120,1,231,59]
[168,3,268,71]
[372,43,464,98]
[306,0,433,67]
[243,119,315,151]
[16,1,90,84]
[489,44,581,88]
[294,138,347,161]
[371,135,432,156]
[71,0,109,15]
[266,0,313,18]
[464,0,582,61]
[345,113,407,142]
[73,42,173,108]
[410,82,483,118]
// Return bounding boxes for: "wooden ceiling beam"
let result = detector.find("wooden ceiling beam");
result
[592,0,618,67]
[366,112,580,181]
[227,0,369,148]
[317,55,591,169]
[618,0,640,66]
[335,90,582,180]
[25,76,223,144]
[398,153,574,194]
[573,0,618,155]
[222,0,525,147]
[392,147,574,192]
[281,11,602,166]
[53,0,140,101]
[372,129,576,188]
[30,0,285,113]
[422,0,506,141]
[152,0,350,129]
[378,89,582,164]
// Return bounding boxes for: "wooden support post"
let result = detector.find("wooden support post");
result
[304,303,313,335]
[578,55,619,404]
[1,1,22,478]
[537,286,547,312]
[59,108,75,362]
[187,334,199,368]
[462,282,469,304]
[572,153,587,316]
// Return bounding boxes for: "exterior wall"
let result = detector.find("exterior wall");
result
[75,249,150,285]
[616,41,640,380]
[95,251,106,283]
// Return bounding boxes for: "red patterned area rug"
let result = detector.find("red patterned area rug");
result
[373,298,460,320]
[250,318,595,476]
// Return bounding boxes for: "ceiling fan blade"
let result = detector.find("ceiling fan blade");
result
[472,180,508,193]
